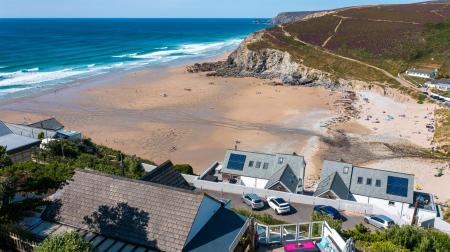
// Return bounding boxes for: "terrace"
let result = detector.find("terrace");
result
[256,221,352,252]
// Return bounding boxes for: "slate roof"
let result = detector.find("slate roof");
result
[265,164,300,193]
[431,79,450,85]
[4,122,57,139]
[317,160,414,204]
[221,150,305,189]
[142,160,192,190]
[28,118,64,131]
[313,172,350,199]
[0,121,41,153]
[184,207,248,252]
[41,169,206,252]
[407,68,435,75]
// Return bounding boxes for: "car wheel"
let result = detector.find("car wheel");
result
[364,218,369,224]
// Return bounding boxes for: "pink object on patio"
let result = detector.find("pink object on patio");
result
[284,241,317,251]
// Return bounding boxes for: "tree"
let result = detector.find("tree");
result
[34,232,93,252]
[0,146,12,168]
[38,132,45,140]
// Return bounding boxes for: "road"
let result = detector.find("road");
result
[202,190,368,230]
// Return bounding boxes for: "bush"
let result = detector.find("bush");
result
[0,146,12,168]
[232,208,287,225]
[34,232,93,252]
[312,213,343,233]
[174,164,194,175]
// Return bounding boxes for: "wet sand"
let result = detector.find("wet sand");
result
[0,65,341,173]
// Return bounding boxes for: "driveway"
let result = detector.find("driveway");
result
[202,190,368,230]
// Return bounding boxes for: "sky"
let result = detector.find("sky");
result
[0,0,421,18]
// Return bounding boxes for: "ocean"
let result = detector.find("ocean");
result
[0,19,269,98]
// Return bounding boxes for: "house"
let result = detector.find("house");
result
[0,121,41,163]
[29,169,249,252]
[425,79,450,91]
[26,117,82,140]
[405,68,436,79]
[142,160,193,190]
[220,149,306,194]
[314,160,437,225]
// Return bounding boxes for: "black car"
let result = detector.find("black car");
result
[313,205,342,220]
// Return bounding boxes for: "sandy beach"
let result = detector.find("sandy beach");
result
[0,65,341,175]
[0,60,448,201]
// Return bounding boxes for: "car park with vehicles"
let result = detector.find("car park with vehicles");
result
[241,193,265,210]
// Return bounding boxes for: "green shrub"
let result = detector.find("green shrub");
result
[232,208,287,225]
[312,213,343,233]
[174,164,194,175]
[34,232,93,252]
[0,145,12,168]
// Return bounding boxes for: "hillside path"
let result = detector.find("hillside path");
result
[279,25,419,91]
[321,18,343,47]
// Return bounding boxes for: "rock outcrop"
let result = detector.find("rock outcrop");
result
[187,32,335,87]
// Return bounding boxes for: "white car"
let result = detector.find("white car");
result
[267,197,291,215]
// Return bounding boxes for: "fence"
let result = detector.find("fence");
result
[183,175,373,215]
[0,232,37,252]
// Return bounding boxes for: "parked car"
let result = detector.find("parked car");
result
[267,196,291,215]
[241,193,264,210]
[364,214,395,229]
[313,205,343,220]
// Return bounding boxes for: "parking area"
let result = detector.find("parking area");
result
[202,190,368,230]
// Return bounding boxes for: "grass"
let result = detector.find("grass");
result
[430,88,450,98]
[232,208,287,225]
[434,109,450,155]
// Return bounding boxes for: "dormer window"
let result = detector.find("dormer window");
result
[255,161,261,168]
[249,161,254,167]
[263,163,269,169]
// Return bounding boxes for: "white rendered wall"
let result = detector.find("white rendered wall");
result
[240,176,268,189]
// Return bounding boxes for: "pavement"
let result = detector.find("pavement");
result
[202,190,368,230]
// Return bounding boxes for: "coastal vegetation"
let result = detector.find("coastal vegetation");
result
[342,224,450,252]
[34,232,93,252]
[232,208,287,225]
[434,109,450,155]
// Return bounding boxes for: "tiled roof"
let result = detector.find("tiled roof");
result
[265,164,300,193]
[28,117,64,131]
[0,122,41,153]
[431,79,450,85]
[313,172,350,199]
[142,160,192,190]
[0,121,13,136]
[41,169,205,252]
[4,122,57,139]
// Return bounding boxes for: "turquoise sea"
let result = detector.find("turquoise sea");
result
[0,19,269,98]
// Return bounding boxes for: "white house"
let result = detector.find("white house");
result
[219,149,306,194]
[425,79,450,91]
[406,68,436,79]
[314,160,438,225]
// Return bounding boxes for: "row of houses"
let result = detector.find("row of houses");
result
[201,149,438,226]
[405,68,450,92]
[0,117,81,163]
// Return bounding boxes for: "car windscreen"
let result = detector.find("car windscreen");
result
[275,198,287,204]
[324,206,338,214]
[253,199,262,203]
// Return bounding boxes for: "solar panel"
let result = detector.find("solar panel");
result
[386,176,409,197]
[227,153,247,170]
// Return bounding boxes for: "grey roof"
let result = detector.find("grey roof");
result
[0,121,12,136]
[265,164,300,193]
[431,79,450,85]
[28,117,64,131]
[142,160,192,190]
[0,122,41,153]
[41,169,206,252]
[221,149,305,183]
[184,208,247,252]
[317,160,414,204]
[407,68,435,75]
[313,172,350,199]
[4,122,57,139]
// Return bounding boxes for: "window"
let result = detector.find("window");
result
[357,177,363,184]
[255,161,261,168]
[388,201,395,206]
[263,162,269,169]
[343,166,349,174]
[248,161,254,167]
[278,157,284,164]
[375,179,381,187]
[366,178,372,186]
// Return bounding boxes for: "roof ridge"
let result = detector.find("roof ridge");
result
[226,149,303,157]
[76,168,199,195]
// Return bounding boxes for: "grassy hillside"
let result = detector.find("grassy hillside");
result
[285,3,450,75]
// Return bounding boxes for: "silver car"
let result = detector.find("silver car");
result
[364,214,395,229]
[241,193,264,210]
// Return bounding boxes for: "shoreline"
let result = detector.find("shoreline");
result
[0,53,448,202]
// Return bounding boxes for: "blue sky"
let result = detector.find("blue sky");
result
[0,0,420,18]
